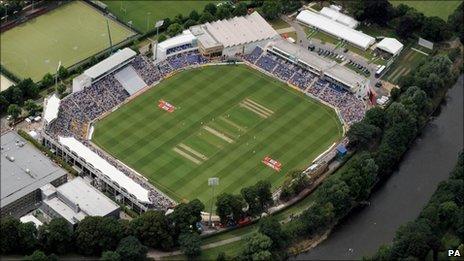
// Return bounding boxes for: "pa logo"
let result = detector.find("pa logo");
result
[448,249,461,257]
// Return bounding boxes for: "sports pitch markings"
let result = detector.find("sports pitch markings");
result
[93,65,343,208]
[0,1,135,81]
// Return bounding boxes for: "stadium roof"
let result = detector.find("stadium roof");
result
[43,94,60,123]
[320,7,359,28]
[270,39,333,73]
[158,30,197,51]
[84,48,136,79]
[376,37,404,56]
[270,40,367,92]
[199,11,278,48]
[56,177,119,217]
[1,131,67,208]
[58,136,150,203]
[296,10,375,49]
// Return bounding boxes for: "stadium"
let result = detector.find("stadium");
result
[41,11,368,213]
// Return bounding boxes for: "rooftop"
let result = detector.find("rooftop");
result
[196,11,278,48]
[320,7,359,28]
[84,48,136,79]
[58,136,150,203]
[56,177,119,217]
[296,10,375,49]
[1,131,67,208]
[376,37,404,55]
[43,94,61,123]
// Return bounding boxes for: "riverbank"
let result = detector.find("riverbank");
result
[296,74,463,260]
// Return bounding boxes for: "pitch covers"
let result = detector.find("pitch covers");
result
[158,99,176,113]
[262,156,282,171]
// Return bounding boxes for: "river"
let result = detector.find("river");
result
[296,75,463,260]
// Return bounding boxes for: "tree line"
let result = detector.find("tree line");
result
[0,198,203,260]
[347,0,463,43]
[241,54,458,260]
[371,151,463,260]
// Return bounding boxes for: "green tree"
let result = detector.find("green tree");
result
[55,83,66,95]
[178,232,201,258]
[199,11,215,23]
[7,104,21,120]
[158,33,167,42]
[364,107,386,129]
[300,202,335,235]
[0,94,9,113]
[255,180,273,210]
[421,16,451,42]
[0,218,21,254]
[348,0,393,26]
[183,19,197,28]
[41,73,54,86]
[216,5,232,20]
[166,23,183,37]
[239,232,273,260]
[390,219,435,259]
[38,218,73,255]
[24,250,48,261]
[233,2,248,17]
[204,3,217,16]
[24,99,40,116]
[169,199,204,236]
[115,236,147,261]
[130,211,174,250]
[347,122,380,148]
[189,10,200,21]
[316,178,352,216]
[216,252,227,261]
[18,79,39,99]
[261,0,282,20]
[447,2,463,43]
[258,217,287,249]
[100,251,121,261]
[340,154,378,200]
[216,193,245,223]
[18,222,38,254]
[75,216,124,255]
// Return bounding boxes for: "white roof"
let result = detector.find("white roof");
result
[320,7,359,28]
[158,30,196,51]
[84,48,137,79]
[377,38,404,55]
[57,177,119,217]
[297,10,375,49]
[58,136,150,203]
[201,11,278,48]
[20,214,43,228]
[43,94,60,123]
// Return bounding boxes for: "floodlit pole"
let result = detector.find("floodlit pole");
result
[106,15,113,54]
[146,12,151,32]
[55,61,61,91]
[208,177,219,226]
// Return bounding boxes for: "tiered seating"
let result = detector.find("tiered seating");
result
[166,43,193,55]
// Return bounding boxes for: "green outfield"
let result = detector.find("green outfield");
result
[390,0,462,20]
[93,65,342,208]
[0,1,135,81]
[103,0,218,33]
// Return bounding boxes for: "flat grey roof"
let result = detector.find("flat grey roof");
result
[1,131,67,208]
[57,177,119,217]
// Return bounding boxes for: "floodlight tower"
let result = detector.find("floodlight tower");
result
[106,15,113,54]
[208,177,219,226]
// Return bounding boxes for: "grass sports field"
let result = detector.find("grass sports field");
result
[390,0,462,20]
[103,0,218,33]
[384,47,428,84]
[93,65,342,208]
[0,1,135,81]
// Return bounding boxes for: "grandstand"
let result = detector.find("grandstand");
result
[41,11,369,213]
[72,48,137,92]
[266,39,368,95]
[153,11,280,62]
